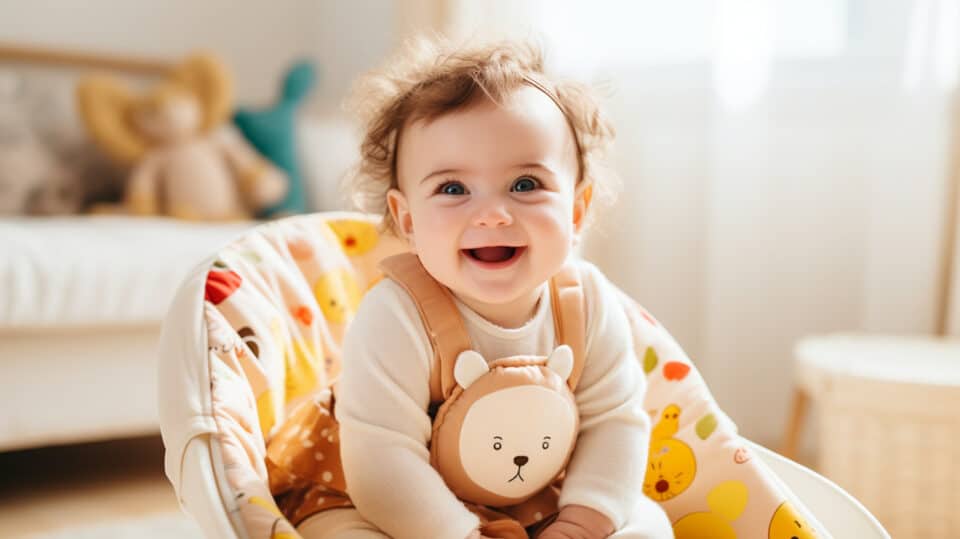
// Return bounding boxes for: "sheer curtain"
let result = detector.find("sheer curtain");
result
[408,0,960,444]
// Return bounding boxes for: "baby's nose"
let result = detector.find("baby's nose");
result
[514,455,528,466]
[473,203,513,228]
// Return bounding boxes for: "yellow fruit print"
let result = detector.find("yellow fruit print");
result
[644,438,697,501]
[652,404,681,441]
[673,480,749,539]
[644,403,696,501]
[285,338,324,404]
[254,319,287,437]
[314,268,361,324]
[256,390,278,438]
[327,218,378,257]
[769,501,817,539]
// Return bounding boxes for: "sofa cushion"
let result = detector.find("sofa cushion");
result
[0,216,253,329]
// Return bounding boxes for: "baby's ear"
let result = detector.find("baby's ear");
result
[546,345,574,381]
[454,350,489,389]
[573,181,593,233]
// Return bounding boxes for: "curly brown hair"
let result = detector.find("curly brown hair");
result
[343,36,617,236]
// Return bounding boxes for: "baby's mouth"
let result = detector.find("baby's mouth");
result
[462,246,526,263]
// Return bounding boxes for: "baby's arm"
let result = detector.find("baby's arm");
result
[337,280,481,539]
[553,262,652,533]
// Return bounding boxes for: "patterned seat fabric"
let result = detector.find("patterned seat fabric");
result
[172,212,818,539]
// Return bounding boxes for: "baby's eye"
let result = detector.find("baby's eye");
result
[437,181,467,195]
[511,176,540,192]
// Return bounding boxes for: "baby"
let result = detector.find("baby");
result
[295,39,672,539]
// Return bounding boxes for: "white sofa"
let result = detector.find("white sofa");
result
[0,216,254,451]
[0,116,356,452]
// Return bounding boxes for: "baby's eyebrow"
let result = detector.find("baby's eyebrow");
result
[420,168,463,185]
[513,162,553,173]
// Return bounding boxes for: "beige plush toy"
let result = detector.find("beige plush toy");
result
[76,53,287,220]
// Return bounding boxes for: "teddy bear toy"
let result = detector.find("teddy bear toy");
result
[76,52,287,221]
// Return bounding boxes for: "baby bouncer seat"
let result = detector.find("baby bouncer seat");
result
[158,212,889,538]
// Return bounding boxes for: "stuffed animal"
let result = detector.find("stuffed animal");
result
[76,53,287,220]
[234,60,317,217]
[0,68,122,216]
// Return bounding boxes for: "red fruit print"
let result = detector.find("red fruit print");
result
[662,361,690,381]
[205,269,242,305]
[292,305,314,326]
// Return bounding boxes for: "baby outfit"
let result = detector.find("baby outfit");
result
[266,252,671,538]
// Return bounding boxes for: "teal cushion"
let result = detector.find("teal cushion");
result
[234,61,317,217]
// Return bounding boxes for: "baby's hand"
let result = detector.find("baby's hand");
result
[536,505,615,539]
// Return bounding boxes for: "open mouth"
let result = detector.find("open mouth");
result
[462,246,526,269]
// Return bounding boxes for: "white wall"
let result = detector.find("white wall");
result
[0,0,396,109]
[580,60,954,448]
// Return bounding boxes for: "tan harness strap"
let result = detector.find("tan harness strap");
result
[378,253,472,401]
[550,260,586,391]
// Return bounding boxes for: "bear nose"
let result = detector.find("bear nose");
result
[514,455,528,466]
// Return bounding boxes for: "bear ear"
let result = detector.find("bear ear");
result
[454,350,489,389]
[547,345,574,381]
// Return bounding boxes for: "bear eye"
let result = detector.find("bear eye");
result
[542,436,551,450]
[493,436,502,451]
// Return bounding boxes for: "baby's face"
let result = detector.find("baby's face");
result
[389,86,587,308]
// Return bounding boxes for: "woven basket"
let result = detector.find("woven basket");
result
[795,335,960,539]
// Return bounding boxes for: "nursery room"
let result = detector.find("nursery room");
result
[0,1,956,538]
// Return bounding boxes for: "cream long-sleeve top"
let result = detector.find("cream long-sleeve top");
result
[335,258,651,539]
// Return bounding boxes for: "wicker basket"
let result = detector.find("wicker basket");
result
[795,335,960,539]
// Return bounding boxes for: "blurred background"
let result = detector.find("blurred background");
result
[1,1,958,537]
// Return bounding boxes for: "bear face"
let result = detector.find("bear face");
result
[431,345,580,507]
[459,383,576,499]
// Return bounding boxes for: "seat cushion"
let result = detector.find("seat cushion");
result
[0,216,253,329]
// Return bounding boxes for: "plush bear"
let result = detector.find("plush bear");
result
[431,345,580,506]
[76,53,287,221]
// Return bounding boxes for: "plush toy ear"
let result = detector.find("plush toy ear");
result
[76,76,148,164]
[546,345,574,382]
[172,52,232,132]
[454,350,489,389]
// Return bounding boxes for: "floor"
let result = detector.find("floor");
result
[0,435,822,539]
[0,436,180,538]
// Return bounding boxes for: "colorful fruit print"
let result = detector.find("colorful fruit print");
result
[768,501,817,539]
[290,305,314,326]
[673,481,749,539]
[205,267,242,305]
[314,268,361,324]
[644,403,697,501]
[663,361,691,381]
[696,413,718,440]
[643,438,697,502]
[286,236,315,260]
[643,347,659,374]
[652,404,681,441]
[285,338,324,404]
[327,219,379,257]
